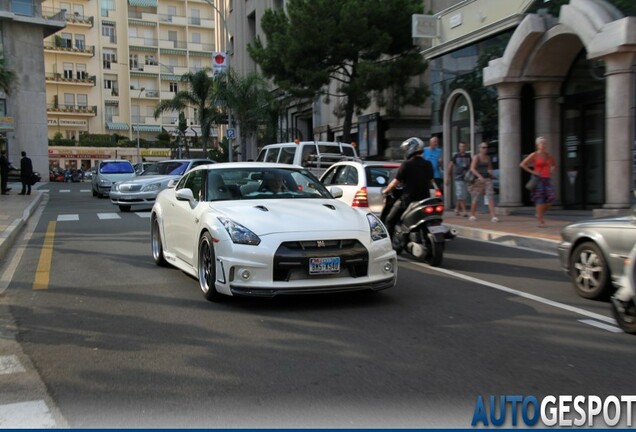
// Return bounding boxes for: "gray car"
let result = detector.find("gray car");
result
[92,160,136,198]
[110,159,215,211]
[558,212,636,299]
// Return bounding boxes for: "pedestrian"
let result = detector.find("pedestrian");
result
[468,142,499,222]
[19,151,33,196]
[445,141,471,217]
[520,136,556,227]
[0,150,10,194]
[424,136,443,193]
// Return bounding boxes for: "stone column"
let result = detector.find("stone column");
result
[604,52,635,210]
[534,81,562,204]
[496,82,523,208]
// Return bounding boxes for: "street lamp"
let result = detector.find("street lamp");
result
[135,87,145,164]
[202,0,233,162]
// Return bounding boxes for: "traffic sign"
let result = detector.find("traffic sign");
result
[226,128,236,139]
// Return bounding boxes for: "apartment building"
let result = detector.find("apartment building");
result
[43,0,217,145]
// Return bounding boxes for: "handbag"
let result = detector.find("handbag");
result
[464,170,476,184]
[29,173,41,186]
[525,175,538,191]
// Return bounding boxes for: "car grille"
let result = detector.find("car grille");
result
[119,184,143,192]
[273,239,368,282]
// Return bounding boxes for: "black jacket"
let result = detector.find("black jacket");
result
[20,156,33,180]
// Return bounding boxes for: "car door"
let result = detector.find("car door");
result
[171,169,206,265]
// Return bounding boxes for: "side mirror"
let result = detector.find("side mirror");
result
[175,188,195,202]
[329,186,343,199]
[167,178,179,188]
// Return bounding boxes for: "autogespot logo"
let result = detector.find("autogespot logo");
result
[471,395,636,427]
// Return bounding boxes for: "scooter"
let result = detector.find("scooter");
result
[610,244,636,335]
[381,188,456,267]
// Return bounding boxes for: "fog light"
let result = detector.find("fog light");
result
[383,261,393,273]
[240,269,251,280]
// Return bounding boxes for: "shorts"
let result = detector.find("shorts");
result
[531,177,556,205]
[454,180,467,200]
[470,178,494,201]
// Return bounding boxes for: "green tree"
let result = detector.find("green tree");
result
[176,111,190,158]
[153,69,224,155]
[218,70,272,160]
[0,56,17,94]
[248,0,427,144]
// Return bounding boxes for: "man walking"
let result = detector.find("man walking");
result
[0,150,10,194]
[424,136,443,193]
[19,151,33,195]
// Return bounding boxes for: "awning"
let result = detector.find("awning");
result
[189,126,218,137]
[106,122,129,131]
[160,48,187,56]
[104,100,119,106]
[160,74,181,81]
[128,19,157,27]
[128,0,157,7]
[189,51,212,57]
[102,20,116,25]
[162,126,179,135]
[130,71,158,77]
[129,45,157,53]
[133,124,162,133]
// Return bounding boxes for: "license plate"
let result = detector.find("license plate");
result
[309,257,340,275]
[429,225,447,234]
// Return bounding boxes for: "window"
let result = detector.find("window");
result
[104,105,118,122]
[167,5,177,18]
[77,94,88,108]
[63,62,73,79]
[102,23,116,43]
[191,32,201,43]
[60,2,71,17]
[145,55,157,66]
[64,93,75,108]
[103,50,116,69]
[168,30,178,48]
[74,34,85,50]
[11,0,34,16]
[61,32,73,48]
[75,64,87,80]
[265,148,280,163]
[73,4,84,16]
[169,82,178,92]
[101,0,115,17]
[129,54,140,70]
[190,8,201,25]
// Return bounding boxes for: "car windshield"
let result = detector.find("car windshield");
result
[99,161,134,174]
[142,161,190,176]
[204,167,332,201]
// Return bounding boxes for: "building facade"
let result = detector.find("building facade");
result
[423,0,636,212]
[42,0,218,156]
[1,0,65,177]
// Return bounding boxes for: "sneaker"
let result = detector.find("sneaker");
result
[491,217,500,223]
[469,216,477,221]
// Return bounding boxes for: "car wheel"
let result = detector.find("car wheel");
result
[198,231,222,301]
[151,218,168,267]
[119,205,131,212]
[570,241,612,300]
[92,187,97,197]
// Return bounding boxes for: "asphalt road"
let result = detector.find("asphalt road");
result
[3,182,636,428]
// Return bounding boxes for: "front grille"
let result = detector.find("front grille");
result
[273,239,368,282]
[120,184,142,192]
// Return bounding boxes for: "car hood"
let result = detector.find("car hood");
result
[97,173,136,182]
[118,174,178,186]
[209,199,369,236]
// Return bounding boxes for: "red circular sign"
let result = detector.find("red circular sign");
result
[214,54,225,65]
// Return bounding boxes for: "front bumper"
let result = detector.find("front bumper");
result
[230,277,395,297]
[110,190,159,208]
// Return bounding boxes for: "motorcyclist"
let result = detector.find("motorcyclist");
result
[382,137,435,239]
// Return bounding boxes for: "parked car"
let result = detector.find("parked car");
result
[150,162,397,301]
[110,159,215,212]
[320,161,400,214]
[91,159,136,198]
[134,162,153,175]
[256,141,358,176]
[558,212,636,299]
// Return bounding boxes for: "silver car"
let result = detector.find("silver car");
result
[110,159,215,211]
[92,160,136,198]
[320,161,400,214]
[558,213,636,300]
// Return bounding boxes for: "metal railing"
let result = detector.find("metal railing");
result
[45,72,96,85]
[158,13,185,23]
[47,104,97,114]
[190,41,214,51]
[145,89,160,98]
[160,39,187,49]
[44,41,95,56]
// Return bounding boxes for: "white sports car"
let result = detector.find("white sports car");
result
[151,162,397,301]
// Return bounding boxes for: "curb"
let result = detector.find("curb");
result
[447,223,560,255]
[0,194,44,263]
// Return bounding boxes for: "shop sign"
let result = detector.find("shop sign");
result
[48,118,58,126]
[0,117,15,131]
[142,149,171,157]
[50,153,111,159]
[59,119,88,127]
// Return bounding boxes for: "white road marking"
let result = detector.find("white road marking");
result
[59,189,70,193]
[79,189,90,193]
[0,355,25,375]
[413,262,618,325]
[0,401,57,428]
[56,214,79,222]
[136,212,151,218]
[97,213,121,220]
[579,319,623,333]
[38,189,50,193]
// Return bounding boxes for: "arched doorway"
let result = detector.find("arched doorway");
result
[444,91,475,208]
[561,50,606,209]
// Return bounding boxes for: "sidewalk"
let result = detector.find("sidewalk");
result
[0,187,43,263]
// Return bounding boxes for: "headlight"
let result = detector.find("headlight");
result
[367,213,388,241]
[218,217,261,245]
[112,183,120,191]
[142,183,162,192]
[99,178,111,186]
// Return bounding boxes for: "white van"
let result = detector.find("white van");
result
[256,141,358,175]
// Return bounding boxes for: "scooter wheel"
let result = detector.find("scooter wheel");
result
[611,299,636,334]
[424,238,444,267]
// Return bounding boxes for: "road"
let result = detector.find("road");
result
[2,182,635,428]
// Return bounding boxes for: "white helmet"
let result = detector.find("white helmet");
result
[400,137,425,159]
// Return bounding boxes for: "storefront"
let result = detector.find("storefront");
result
[48,146,171,171]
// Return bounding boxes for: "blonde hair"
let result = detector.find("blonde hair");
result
[535,136,547,147]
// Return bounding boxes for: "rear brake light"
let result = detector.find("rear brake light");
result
[423,206,435,214]
[435,205,444,213]
[434,189,442,197]
[352,187,369,207]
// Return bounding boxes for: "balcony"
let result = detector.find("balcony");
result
[47,104,97,116]
[159,39,187,49]
[128,11,158,21]
[188,41,214,52]
[145,89,160,98]
[2,1,66,36]
[45,72,96,86]
[188,17,213,27]
[158,14,187,26]
[128,36,158,48]
[44,40,95,57]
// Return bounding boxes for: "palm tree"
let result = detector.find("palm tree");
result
[0,56,17,95]
[154,69,224,156]
[219,70,272,161]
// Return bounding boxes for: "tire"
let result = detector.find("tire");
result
[151,218,168,267]
[198,231,222,301]
[92,187,97,197]
[424,236,444,267]
[569,241,612,299]
[611,299,636,334]
[119,205,131,212]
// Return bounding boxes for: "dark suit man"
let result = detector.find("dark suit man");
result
[19,151,33,195]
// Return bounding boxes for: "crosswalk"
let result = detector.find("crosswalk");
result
[56,212,151,222]
[38,189,91,193]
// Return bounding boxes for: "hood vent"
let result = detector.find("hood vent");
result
[254,205,269,212]
[323,204,336,210]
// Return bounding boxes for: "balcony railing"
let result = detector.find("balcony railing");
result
[131,115,146,124]
[145,89,160,98]
[158,13,185,23]
[47,104,97,115]
[159,39,187,49]
[44,40,95,56]
[190,41,214,51]
[45,72,96,85]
